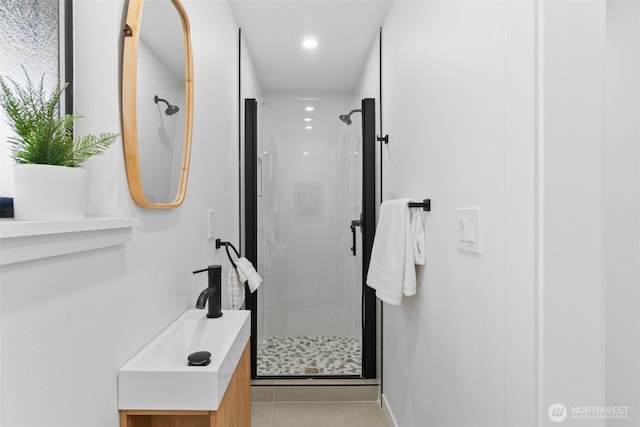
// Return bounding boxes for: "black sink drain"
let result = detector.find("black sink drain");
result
[187,351,211,367]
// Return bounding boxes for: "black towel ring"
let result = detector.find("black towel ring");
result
[215,239,246,285]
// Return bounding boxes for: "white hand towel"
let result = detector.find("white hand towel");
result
[235,257,262,293]
[366,199,426,304]
[228,269,245,309]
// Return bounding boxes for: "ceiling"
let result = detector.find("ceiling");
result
[229,0,391,98]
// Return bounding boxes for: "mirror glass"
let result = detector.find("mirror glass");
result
[122,0,193,208]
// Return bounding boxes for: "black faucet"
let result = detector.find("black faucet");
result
[192,265,223,318]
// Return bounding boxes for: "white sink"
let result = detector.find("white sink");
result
[118,309,250,411]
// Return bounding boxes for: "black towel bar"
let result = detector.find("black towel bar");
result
[408,199,431,211]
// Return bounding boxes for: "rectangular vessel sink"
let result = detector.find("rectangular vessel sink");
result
[118,309,250,411]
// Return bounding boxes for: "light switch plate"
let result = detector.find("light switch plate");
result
[457,207,482,255]
[208,210,215,240]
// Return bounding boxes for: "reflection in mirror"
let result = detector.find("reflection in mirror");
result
[122,0,193,208]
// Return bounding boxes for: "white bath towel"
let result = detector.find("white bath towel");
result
[235,257,262,293]
[366,199,426,304]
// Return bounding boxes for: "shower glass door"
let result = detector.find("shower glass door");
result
[254,98,364,377]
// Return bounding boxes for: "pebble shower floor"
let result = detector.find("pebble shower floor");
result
[256,336,362,376]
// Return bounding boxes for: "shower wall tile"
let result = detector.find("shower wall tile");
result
[263,273,342,305]
[262,303,358,337]
[308,273,343,304]
[262,303,285,337]
[282,219,339,241]
[291,273,341,303]
[262,272,286,306]
[284,240,340,274]
[284,273,313,302]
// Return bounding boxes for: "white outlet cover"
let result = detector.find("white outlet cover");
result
[457,207,482,255]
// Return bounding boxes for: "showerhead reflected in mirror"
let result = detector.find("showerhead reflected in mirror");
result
[122,0,193,208]
[154,95,180,116]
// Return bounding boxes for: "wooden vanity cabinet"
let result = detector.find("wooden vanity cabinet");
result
[119,342,251,427]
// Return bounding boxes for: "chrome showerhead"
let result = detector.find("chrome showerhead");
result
[338,109,361,126]
[154,95,180,116]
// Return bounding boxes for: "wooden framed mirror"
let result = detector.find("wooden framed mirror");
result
[122,0,193,208]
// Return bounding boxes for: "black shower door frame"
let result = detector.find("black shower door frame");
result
[244,98,377,379]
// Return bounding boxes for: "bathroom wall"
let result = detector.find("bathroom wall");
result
[0,0,247,425]
[369,1,537,426]
[368,1,640,427]
[537,1,639,425]
[541,1,606,423]
[539,1,640,425]
[604,0,640,424]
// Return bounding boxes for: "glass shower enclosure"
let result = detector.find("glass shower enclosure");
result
[244,97,377,378]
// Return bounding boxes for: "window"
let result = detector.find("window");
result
[0,0,72,198]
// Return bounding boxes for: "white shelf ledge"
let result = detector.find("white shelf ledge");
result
[0,217,139,266]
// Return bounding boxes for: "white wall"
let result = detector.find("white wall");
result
[604,1,640,425]
[372,1,537,426]
[541,2,640,425]
[541,1,606,424]
[370,1,640,426]
[0,0,245,425]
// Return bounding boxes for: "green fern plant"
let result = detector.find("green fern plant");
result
[0,69,118,167]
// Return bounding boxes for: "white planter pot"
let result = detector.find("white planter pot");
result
[13,164,87,221]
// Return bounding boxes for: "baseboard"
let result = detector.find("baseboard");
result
[381,393,399,427]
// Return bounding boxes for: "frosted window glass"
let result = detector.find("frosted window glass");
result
[0,0,60,197]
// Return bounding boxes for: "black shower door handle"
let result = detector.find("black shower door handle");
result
[350,216,362,256]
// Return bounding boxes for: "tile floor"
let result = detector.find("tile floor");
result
[251,401,391,427]
[257,336,362,376]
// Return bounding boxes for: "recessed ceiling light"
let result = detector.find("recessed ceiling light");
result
[302,37,318,49]
[305,126,313,130]
[302,152,309,155]
[305,106,314,112]
[304,118,312,122]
